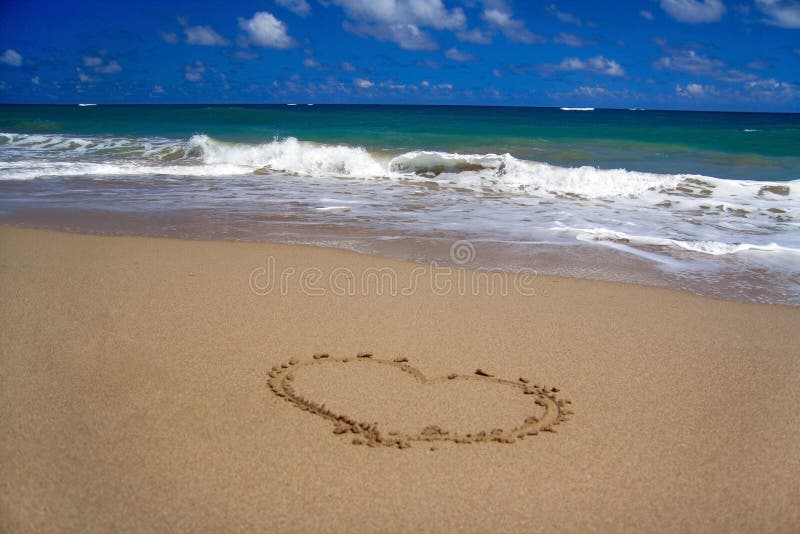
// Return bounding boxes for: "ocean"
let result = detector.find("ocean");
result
[0,104,798,304]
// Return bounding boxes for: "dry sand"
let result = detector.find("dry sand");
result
[1,226,799,531]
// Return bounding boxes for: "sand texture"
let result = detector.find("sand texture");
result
[1,226,799,531]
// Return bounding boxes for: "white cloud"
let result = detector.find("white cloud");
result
[152,84,165,94]
[455,1,539,45]
[332,0,466,50]
[676,82,714,96]
[546,4,583,25]
[654,49,723,72]
[158,31,178,44]
[1,49,22,67]
[654,48,757,82]
[719,69,760,83]
[574,86,611,97]
[238,12,296,49]
[185,25,229,46]
[331,0,465,31]
[745,78,797,98]
[76,69,96,83]
[660,0,726,23]
[560,58,585,70]
[82,56,122,74]
[754,0,800,28]
[456,28,492,44]
[343,21,437,50]
[640,10,655,20]
[588,56,624,76]
[434,83,453,90]
[553,32,590,46]
[96,60,122,74]
[341,61,356,72]
[303,58,321,69]
[276,0,311,17]
[557,55,625,76]
[421,80,430,87]
[492,68,503,77]
[380,80,408,90]
[444,47,475,61]
[233,50,260,60]
[185,61,206,82]
[31,76,40,85]
[354,78,373,88]
[418,59,442,69]
[548,85,634,102]
[671,76,798,102]
[483,8,542,43]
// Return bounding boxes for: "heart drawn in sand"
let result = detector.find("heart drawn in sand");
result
[267,354,572,449]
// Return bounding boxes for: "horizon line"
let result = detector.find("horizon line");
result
[1,102,799,114]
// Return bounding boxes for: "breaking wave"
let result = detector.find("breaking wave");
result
[4,132,796,200]
[1,132,798,261]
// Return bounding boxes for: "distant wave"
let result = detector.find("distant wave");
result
[560,107,594,111]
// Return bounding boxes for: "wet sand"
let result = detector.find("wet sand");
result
[1,226,799,531]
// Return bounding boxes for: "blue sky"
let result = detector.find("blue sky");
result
[1,0,799,110]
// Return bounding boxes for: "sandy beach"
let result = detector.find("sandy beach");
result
[1,225,799,531]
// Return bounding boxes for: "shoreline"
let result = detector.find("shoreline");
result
[2,226,799,531]
[1,220,797,308]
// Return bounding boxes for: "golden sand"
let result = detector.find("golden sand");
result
[1,226,799,531]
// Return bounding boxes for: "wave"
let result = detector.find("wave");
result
[1,132,797,203]
[189,134,385,177]
[188,136,792,201]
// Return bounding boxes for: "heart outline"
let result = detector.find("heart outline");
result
[267,355,572,449]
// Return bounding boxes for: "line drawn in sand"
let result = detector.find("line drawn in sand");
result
[267,353,572,449]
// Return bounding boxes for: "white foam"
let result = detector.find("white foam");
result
[389,150,695,198]
[563,226,800,257]
[0,160,252,179]
[2,132,797,210]
[2,132,796,203]
[188,134,386,177]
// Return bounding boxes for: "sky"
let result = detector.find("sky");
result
[0,0,799,111]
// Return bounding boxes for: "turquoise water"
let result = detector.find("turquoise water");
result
[0,104,798,304]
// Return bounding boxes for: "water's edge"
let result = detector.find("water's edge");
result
[2,218,797,308]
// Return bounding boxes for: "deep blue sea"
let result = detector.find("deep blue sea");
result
[1,104,798,303]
